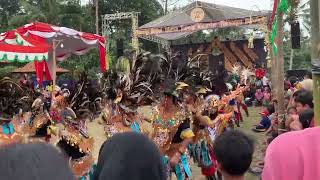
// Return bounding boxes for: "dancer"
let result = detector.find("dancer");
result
[150,80,194,180]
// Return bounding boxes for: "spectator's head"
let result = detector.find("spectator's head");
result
[260,110,269,118]
[0,143,73,180]
[256,88,262,93]
[264,86,270,92]
[294,91,313,113]
[299,109,314,129]
[288,76,299,87]
[93,132,165,180]
[305,71,312,79]
[284,81,291,90]
[214,130,254,178]
[287,106,297,116]
[266,104,275,115]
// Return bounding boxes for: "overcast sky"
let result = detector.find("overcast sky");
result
[81,0,272,10]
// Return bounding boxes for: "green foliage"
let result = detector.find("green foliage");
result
[59,49,101,79]
[0,0,20,32]
[283,32,311,71]
[172,27,245,45]
[0,66,17,78]
[0,61,25,78]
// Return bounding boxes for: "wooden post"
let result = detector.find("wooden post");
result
[310,0,320,125]
[276,12,286,128]
[52,40,57,88]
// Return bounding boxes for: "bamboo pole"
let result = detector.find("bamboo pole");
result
[310,0,320,125]
[271,48,278,112]
[289,49,294,70]
[276,12,286,129]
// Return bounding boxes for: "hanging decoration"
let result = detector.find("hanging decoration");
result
[211,38,222,56]
[248,32,254,49]
[137,16,266,36]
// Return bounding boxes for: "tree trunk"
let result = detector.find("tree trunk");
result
[276,12,286,129]
[165,0,168,14]
[310,0,320,125]
[95,0,99,34]
[289,49,294,70]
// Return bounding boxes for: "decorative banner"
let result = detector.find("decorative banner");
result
[190,8,205,22]
[269,0,278,29]
[278,0,289,13]
[137,16,267,36]
[269,0,289,55]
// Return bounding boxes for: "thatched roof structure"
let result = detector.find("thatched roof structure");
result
[12,62,69,73]
[139,1,270,40]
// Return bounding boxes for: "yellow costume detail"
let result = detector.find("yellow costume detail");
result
[180,129,195,140]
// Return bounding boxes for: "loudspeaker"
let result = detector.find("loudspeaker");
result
[291,22,301,49]
[116,39,124,58]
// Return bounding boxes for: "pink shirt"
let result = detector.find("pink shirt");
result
[262,128,320,180]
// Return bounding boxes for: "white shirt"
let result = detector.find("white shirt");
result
[262,76,269,86]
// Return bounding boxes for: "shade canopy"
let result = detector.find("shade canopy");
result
[1,22,107,85]
[16,22,106,72]
[0,30,50,62]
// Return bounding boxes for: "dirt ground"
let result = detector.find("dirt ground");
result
[87,107,263,180]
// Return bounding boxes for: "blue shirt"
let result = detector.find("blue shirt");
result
[260,116,271,129]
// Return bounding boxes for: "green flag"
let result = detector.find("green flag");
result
[278,0,289,13]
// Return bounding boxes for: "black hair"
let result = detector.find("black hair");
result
[292,89,303,98]
[299,109,314,129]
[214,130,254,176]
[93,132,165,180]
[266,104,275,114]
[164,92,179,104]
[0,143,73,180]
[295,91,314,108]
[305,71,312,79]
[288,76,299,85]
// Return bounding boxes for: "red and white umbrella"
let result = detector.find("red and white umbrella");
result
[16,22,107,72]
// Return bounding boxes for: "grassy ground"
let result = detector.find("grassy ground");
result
[241,107,265,180]
[87,107,265,180]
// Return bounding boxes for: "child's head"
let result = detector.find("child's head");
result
[298,109,314,129]
[214,130,254,178]
[260,110,269,117]
[287,106,297,116]
[256,88,262,93]
[294,91,313,113]
[262,104,274,115]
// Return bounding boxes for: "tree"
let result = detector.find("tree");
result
[9,0,63,27]
[0,0,20,31]
[100,0,164,60]
[101,0,163,26]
